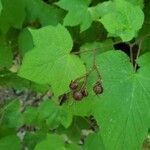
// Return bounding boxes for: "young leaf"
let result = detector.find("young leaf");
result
[100,0,144,41]
[56,0,96,31]
[19,24,86,95]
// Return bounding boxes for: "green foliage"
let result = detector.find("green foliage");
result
[0,41,13,68]
[22,100,73,128]
[0,100,23,128]
[34,134,81,150]
[19,24,86,95]
[0,135,21,150]
[34,134,65,150]
[23,131,46,150]
[93,51,150,150]
[25,0,65,26]
[100,0,144,41]
[0,0,26,33]
[84,133,105,150]
[0,0,149,150]
[56,0,94,31]
[18,28,34,56]
[0,1,2,15]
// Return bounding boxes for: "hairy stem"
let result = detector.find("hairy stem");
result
[92,49,102,80]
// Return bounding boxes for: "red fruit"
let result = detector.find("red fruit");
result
[69,81,78,90]
[93,84,103,95]
[73,91,83,101]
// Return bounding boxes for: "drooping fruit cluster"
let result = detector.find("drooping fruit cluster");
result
[69,80,88,101]
[93,81,103,95]
[69,79,103,101]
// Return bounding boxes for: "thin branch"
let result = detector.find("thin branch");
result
[74,69,93,82]
[80,73,88,91]
[134,40,143,71]
[72,40,123,55]
[130,33,150,47]
[72,49,93,55]
[92,49,102,80]
[129,44,134,66]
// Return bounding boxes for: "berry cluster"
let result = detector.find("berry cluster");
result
[69,80,103,101]
[69,81,88,101]
[59,79,103,105]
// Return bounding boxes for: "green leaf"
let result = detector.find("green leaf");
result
[37,100,61,128]
[80,40,114,69]
[25,0,65,26]
[34,133,83,150]
[0,100,23,128]
[39,100,73,128]
[144,0,150,24]
[94,1,114,17]
[22,106,38,125]
[34,134,65,150]
[18,28,34,56]
[23,100,73,128]
[68,99,96,117]
[0,41,13,69]
[59,105,73,128]
[81,40,114,53]
[0,135,21,150]
[140,36,150,53]
[56,0,97,31]
[0,0,26,33]
[65,143,82,150]
[93,51,150,150]
[68,22,107,44]
[0,126,15,138]
[57,116,89,143]
[0,70,28,88]
[0,71,49,92]
[137,52,150,66]
[19,24,86,95]
[138,0,150,53]
[84,132,105,150]
[100,0,144,41]
[125,0,144,8]
[0,0,2,15]
[23,131,46,150]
